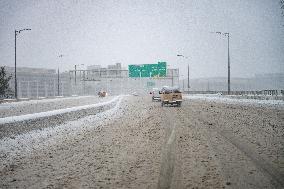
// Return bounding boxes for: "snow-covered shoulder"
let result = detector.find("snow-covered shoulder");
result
[0,96,121,124]
[0,95,98,107]
[0,96,125,170]
[184,94,284,108]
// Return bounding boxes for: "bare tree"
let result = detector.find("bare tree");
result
[0,66,12,98]
[281,0,284,16]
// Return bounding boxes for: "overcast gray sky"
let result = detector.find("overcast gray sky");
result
[0,0,283,78]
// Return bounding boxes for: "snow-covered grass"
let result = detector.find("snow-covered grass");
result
[0,96,120,124]
[0,96,125,169]
[185,94,284,108]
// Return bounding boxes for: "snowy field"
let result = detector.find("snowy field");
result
[185,94,284,109]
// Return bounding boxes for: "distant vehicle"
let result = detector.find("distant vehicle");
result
[98,91,107,97]
[132,92,138,96]
[160,86,182,107]
[150,88,161,101]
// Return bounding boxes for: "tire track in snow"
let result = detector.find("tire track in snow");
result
[217,129,284,188]
[158,109,178,189]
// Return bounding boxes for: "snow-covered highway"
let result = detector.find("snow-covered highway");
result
[0,95,283,189]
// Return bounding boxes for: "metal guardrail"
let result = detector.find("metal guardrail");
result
[183,90,284,100]
[185,90,284,96]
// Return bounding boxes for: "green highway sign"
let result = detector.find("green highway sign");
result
[128,62,167,78]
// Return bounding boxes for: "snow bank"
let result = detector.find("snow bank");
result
[0,96,120,124]
[0,96,97,108]
[185,94,284,108]
[0,96,125,169]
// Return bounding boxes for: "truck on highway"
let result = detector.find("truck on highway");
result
[160,86,182,107]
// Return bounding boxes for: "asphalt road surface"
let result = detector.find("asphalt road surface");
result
[0,96,283,189]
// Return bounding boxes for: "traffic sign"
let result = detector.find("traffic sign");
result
[128,62,167,78]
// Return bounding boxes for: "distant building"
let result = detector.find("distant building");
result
[3,66,71,98]
[87,65,101,70]
[108,63,121,70]
[71,63,128,80]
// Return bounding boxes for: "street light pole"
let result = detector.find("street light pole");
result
[74,64,84,85]
[211,31,231,95]
[57,68,60,96]
[183,79,185,91]
[177,54,190,91]
[14,28,31,99]
[58,54,63,96]
[171,69,174,87]
[227,33,231,95]
[74,65,77,85]
[14,30,17,99]
[187,64,190,90]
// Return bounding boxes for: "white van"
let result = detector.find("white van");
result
[150,88,161,101]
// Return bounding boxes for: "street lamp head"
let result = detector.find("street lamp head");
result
[177,54,189,59]
[17,28,31,33]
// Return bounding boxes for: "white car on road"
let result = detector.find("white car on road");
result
[150,88,161,101]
